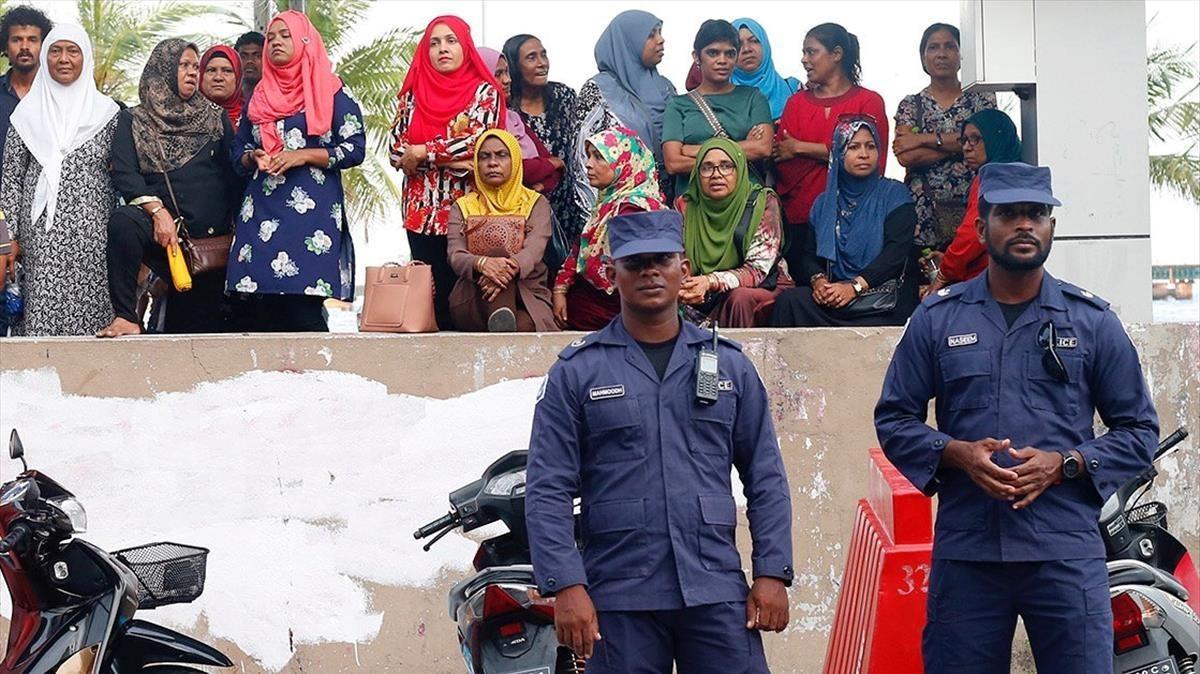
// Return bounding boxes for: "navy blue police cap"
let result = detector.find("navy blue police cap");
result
[608,210,685,260]
[978,162,1063,207]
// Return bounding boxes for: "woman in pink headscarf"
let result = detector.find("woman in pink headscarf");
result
[225,10,366,332]
[477,46,563,195]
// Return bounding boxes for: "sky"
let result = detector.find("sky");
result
[22,0,1200,265]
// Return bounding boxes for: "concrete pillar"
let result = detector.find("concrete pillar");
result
[962,0,1152,321]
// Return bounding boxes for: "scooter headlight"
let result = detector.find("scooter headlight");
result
[483,470,526,497]
[48,496,87,534]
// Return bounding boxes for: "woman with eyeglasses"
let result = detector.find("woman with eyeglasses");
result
[922,109,1022,298]
[662,19,774,199]
[770,116,917,328]
[774,23,887,284]
[676,138,791,327]
[893,23,995,253]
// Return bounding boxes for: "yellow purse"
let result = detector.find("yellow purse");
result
[166,242,192,292]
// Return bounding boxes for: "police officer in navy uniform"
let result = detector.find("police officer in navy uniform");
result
[526,209,794,673]
[875,162,1159,674]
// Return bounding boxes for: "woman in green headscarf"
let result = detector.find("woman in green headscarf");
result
[922,108,1022,297]
[676,137,792,326]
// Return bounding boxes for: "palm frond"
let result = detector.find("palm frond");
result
[1150,151,1200,202]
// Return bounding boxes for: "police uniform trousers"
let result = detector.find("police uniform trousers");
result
[924,557,1113,674]
[588,602,769,674]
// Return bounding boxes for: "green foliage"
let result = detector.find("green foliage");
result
[1147,42,1200,203]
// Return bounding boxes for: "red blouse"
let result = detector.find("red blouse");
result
[939,176,988,283]
[775,86,889,225]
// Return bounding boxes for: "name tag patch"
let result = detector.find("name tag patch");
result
[1056,337,1078,349]
[718,380,734,392]
[947,333,978,348]
[589,385,625,401]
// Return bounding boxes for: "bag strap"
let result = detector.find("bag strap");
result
[688,90,730,139]
[732,189,761,254]
[152,137,187,240]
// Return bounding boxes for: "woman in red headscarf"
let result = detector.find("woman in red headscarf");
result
[390,15,503,331]
[200,45,244,129]
[224,10,365,332]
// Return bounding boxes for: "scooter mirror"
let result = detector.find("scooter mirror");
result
[9,429,23,462]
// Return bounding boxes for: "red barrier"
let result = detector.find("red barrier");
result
[822,448,934,674]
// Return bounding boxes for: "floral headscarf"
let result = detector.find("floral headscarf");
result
[574,126,666,292]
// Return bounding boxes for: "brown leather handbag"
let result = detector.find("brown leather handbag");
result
[464,215,526,257]
[358,262,438,333]
[156,138,231,276]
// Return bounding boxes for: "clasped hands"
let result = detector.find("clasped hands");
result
[811,276,860,310]
[476,256,519,302]
[679,274,713,305]
[251,148,319,177]
[944,438,1070,509]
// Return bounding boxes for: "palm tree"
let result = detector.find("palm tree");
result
[271,0,417,234]
[1147,42,1200,203]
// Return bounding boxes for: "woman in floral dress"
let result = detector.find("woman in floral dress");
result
[225,10,364,332]
[391,15,503,330]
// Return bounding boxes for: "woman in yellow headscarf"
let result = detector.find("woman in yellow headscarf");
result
[447,129,558,331]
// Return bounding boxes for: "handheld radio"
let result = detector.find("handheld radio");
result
[695,321,720,405]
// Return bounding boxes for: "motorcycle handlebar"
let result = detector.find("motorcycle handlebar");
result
[0,523,31,554]
[413,512,458,540]
[1154,427,1188,460]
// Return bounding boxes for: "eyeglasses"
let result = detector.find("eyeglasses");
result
[698,161,736,177]
[959,132,984,147]
[1036,321,1070,383]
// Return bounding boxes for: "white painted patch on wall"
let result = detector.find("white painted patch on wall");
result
[0,369,544,670]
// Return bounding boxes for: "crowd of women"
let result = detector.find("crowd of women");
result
[0,6,1025,337]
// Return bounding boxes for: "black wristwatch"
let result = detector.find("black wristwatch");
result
[935,131,944,148]
[1058,449,1081,480]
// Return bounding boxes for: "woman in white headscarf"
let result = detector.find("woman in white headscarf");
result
[0,23,119,336]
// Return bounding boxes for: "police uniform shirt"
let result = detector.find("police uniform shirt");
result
[875,272,1159,562]
[526,318,794,612]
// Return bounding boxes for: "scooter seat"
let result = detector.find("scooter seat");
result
[1107,559,1190,602]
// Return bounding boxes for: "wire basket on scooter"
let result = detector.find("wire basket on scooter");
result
[1127,501,1168,530]
[113,542,209,609]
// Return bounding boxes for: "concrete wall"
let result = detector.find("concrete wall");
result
[0,324,1196,673]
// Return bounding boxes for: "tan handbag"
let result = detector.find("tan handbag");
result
[358,262,438,333]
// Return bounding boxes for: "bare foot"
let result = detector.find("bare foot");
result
[96,317,142,338]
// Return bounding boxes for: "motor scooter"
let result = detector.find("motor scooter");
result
[0,429,233,673]
[415,449,584,673]
[1102,427,1200,674]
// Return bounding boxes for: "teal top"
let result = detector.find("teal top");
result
[662,85,772,196]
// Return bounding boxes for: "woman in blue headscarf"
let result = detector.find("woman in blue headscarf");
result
[574,10,676,214]
[731,18,801,121]
[769,115,918,327]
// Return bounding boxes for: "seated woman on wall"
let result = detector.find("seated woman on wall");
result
[922,108,1022,297]
[99,37,238,337]
[552,126,666,331]
[446,129,557,332]
[676,138,791,327]
[662,19,773,199]
[770,116,917,327]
